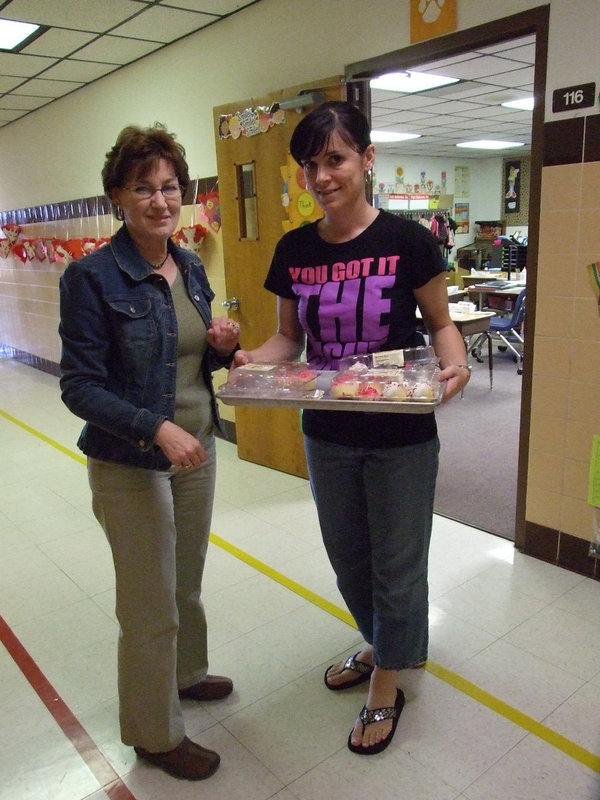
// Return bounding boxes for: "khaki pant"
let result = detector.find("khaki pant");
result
[88,438,216,751]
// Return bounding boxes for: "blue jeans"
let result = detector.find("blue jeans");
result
[304,434,439,670]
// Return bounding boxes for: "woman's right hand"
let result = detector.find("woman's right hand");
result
[232,349,253,368]
[154,420,207,468]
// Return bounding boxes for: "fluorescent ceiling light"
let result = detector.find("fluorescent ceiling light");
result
[371,130,421,143]
[456,140,525,150]
[501,97,534,111]
[0,18,39,50]
[370,71,459,94]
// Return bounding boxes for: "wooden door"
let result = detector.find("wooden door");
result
[214,77,343,477]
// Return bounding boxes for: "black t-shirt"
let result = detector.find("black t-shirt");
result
[264,210,445,447]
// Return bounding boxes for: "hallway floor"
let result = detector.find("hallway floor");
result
[1,357,599,800]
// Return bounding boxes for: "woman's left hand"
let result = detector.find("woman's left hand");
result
[438,364,471,402]
[207,316,240,355]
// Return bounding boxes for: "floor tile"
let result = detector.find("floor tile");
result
[1,359,599,800]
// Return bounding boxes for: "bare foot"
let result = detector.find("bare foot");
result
[325,647,373,688]
[349,666,398,749]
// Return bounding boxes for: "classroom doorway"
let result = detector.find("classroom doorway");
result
[345,6,549,543]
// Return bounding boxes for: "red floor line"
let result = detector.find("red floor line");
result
[0,613,138,800]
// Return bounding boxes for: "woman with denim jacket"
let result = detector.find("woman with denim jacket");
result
[59,124,239,781]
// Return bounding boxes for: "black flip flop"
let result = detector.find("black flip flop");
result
[347,688,405,755]
[324,652,374,690]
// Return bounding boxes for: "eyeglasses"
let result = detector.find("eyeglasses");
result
[123,183,183,200]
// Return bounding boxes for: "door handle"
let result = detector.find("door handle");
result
[222,296,240,311]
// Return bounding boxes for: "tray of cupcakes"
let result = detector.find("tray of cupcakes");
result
[217,347,443,414]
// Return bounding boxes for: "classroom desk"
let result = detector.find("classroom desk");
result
[451,309,496,388]
[417,309,495,387]
[448,309,495,337]
[467,281,525,311]
[461,273,511,289]
[447,288,467,303]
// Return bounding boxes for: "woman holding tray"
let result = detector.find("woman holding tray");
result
[233,101,470,755]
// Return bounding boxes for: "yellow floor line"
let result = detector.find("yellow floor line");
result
[3,406,600,775]
[212,531,600,775]
[0,409,87,465]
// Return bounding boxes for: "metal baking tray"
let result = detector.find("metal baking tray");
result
[217,365,442,414]
[217,392,439,413]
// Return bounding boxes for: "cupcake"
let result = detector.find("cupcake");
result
[357,379,383,400]
[330,372,360,399]
[382,381,409,401]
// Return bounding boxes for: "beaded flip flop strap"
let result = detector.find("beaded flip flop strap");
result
[359,704,399,725]
[343,655,372,675]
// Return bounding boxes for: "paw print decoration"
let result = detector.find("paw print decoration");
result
[411,0,455,43]
[418,0,446,24]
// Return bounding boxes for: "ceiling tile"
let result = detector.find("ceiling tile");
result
[0,108,28,121]
[110,6,217,43]
[0,52,57,78]
[0,0,145,32]
[158,0,250,13]
[19,28,98,58]
[13,77,84,97]
[70,35,164,65]
[372,93,441,111]
[39,60,120,82]
[434,55,526,81]
[0,93,52,109]
[478,36,536,56]
[486,66,534,88]
[413,52,478,72]
[0,75,24,92]
[0,5,535,156]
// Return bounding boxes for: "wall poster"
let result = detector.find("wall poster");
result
[454,165,470,198]
[504,160,521,214]
[454,202,470,234]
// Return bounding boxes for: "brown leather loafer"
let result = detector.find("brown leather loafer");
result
[134,736,220,780]
[178,674,233,701]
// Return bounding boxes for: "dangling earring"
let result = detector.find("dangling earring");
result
[115,205,124,221]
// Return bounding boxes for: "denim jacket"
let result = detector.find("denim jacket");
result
[59,225,234,470]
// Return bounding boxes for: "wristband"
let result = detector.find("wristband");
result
[456,364,472,371]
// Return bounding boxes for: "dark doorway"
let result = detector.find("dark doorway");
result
[345,6,550,545]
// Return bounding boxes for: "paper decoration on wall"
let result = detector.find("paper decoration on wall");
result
[454,165,470,198]
[172,223,208,255]
[410,0,457,44]
[454,203,470,235]
[0,222,209,266]
[196,191,221,232]
[587,261,600,315]
[280,153,322,233]
[218,103,286,140]
[504,160,521,214]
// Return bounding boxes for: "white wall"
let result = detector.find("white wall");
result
[0,0,596,213]
[374,153,503,251]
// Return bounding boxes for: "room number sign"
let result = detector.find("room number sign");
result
[552,82,596,113]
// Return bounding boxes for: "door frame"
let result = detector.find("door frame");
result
[344,5,550,549]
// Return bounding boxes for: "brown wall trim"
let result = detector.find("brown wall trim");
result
[584,114,600,162]
[220,418,237,444]
[523,521,598,579]
[0,343,237,445]
[543,117,585,166]
[0,344,60,377]
[542,113,600,167]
